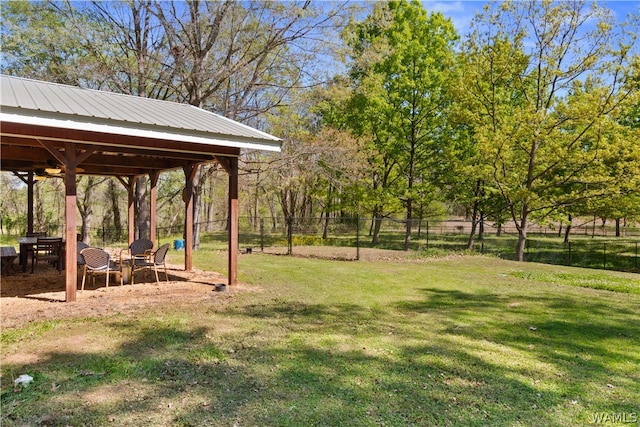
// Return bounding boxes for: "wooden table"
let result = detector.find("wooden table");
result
[18,237,66,272]
[1,246,18,276]
[17,237,36,272]
[111,251,134,285]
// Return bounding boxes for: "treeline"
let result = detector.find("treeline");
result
[1,1,638,260]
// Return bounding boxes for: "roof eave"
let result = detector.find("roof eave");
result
[1,109,282,153]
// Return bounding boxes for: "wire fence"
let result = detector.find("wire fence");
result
[48,216,640,274]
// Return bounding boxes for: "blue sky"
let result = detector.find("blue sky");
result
[423,0,639,36]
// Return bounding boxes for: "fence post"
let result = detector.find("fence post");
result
[287,216,293,255]
[603,242,606,270]
[426,221,429,252]
[480,216,484,254]
[260,218,264,252]
[356,216,360,261]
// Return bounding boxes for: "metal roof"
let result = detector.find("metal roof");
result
[0,75,281,151]
[0,75,281,177]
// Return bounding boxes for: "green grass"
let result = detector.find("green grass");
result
[509,270,640,294]
[2,255,639,426]
[209,227,640,273]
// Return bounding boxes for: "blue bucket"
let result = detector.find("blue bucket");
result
[173,239,185,250]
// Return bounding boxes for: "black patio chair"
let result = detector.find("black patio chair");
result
[131,243,170,285]
[80,247,122,290]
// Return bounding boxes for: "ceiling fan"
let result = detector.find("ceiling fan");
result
[33,161,85,180]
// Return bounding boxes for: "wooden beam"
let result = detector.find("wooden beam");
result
[228,157,239,286]
[215,155,233,174]
[2,122,243,157]
[37,138,66,166]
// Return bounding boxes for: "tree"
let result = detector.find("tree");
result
[152,0,352,247]
[458,0,638,260]
[0,1,95,85]
[343,0,458,249]
[2,0,353,247]
[77,177,109,245]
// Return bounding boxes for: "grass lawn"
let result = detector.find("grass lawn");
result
[1,254,639,426]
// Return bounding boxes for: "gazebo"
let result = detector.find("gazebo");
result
[0,75,281,302]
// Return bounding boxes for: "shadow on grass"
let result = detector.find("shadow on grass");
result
[397,288,640,410]
[2,291,638,426]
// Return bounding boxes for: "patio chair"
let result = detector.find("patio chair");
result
[121,239,154,282]
[80,247,122,291]
[24,231,48,266]
[31,237,63,273]
[129,238,154,258]
[131,243,170,285]
[77,241,90,267]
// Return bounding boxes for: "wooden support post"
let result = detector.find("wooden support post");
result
[34,139,94,302]
[183,164,198,272]
[228,158,239,286]
[128,180,135,246]
[63,143,78,302]
[216,156,239,287]
[27,172,34,235]
[149,172,159,246]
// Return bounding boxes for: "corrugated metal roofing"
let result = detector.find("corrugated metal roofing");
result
[0,75,281,148]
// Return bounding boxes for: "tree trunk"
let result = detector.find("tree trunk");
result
[322,184,332,240]
[467,219,477,250]
[252,169,261,230]
[467,180,484,250]
[108,179,122,242]
[135,176,149,240]
[563,214,572,243]
[467,201,480,250]
[79,177,96,245]
[371,213,382,245]
[515,210,529,261]
[615,218,621,237]
[192,168,202,250]
[516,230,527,261]
[404,199,412,251]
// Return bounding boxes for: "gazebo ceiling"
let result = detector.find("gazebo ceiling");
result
[0,75,281,177]
[0,121,239,177]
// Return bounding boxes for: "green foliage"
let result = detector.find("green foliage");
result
[1,0,637,260]
[342,1,459,247]
[1,1,95,84]
[455,0,639,260]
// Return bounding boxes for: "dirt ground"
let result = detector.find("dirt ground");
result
[0,262,232,330]
[1,246,433,330]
